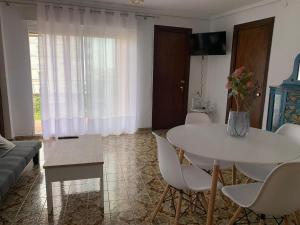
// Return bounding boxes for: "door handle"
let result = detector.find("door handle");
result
[180,80,185,84]
[179,86,184,92]
[256,92,261,97]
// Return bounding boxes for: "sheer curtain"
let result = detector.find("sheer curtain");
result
[37,4,138,138]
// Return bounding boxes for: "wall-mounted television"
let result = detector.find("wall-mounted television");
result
[190,31,226,55]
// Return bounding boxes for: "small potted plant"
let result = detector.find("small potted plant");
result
[226,66,257,137]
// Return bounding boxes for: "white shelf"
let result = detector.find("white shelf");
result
[190,109,209,113]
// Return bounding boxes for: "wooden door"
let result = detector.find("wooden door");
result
[226,17,275,128]
[152,25,191,130]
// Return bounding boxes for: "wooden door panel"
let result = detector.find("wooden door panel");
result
[227,18,274,128]
[152,26,191,130]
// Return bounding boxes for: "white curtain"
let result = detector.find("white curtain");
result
[37,4,138,138]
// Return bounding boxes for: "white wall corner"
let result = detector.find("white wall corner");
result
[0,4,14,138]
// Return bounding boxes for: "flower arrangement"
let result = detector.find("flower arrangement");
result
[226,66,257,112]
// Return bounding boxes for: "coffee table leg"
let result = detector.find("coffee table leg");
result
[206,160,220,225]
[46,175,53,214]
[100,167,104,208]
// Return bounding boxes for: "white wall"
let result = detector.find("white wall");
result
[0,16,13,138]
[0,3,34,137]
[206,0,300,128]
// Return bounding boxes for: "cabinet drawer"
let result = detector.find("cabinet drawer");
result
[284,92,300,124]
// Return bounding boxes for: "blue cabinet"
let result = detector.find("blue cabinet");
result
[266,53,300,132]
[266,86,300,132]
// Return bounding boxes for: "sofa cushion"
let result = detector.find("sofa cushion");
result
[12,141,41,152]
[0,170,15,199]
[5,141,41,164]
[0,157,26,180]
[6,147,36,164]
[0,135,15,157]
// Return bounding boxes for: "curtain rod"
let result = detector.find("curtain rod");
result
[0,0,158,18]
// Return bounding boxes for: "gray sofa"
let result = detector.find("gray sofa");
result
[0,140,41,201]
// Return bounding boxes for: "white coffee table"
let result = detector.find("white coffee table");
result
[43,136,104,214]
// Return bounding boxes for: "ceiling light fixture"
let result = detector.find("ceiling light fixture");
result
[129,0,144,5]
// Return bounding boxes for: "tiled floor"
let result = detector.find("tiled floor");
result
[0,131,285,225]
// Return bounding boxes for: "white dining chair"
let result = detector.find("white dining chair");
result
[151,133,222,225]
[235,123,300,182]
[185,112,211,124]
[184,112,233,184]
[222,161,300,225]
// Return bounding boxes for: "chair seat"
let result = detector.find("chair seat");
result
[185,152,232,170]
[222,182,262,208]
[181,165,222,192]
[235,163,275,182]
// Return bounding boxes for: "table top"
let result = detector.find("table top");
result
[167,124,300,164]
[43,136,104,168]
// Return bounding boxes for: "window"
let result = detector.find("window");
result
[28,33,42,134]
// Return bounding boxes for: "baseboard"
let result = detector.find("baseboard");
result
[136,128,152,133]
[15,130,153,139]
[14,135,43,141]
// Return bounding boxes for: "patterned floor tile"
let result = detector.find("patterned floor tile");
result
[0,131,281,225]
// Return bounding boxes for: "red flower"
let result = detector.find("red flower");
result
[246,81,254,89]
[234,66,245,77]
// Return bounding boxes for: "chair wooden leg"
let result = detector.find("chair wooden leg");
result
[188,191,193,215]
[293,212,300,225]
[219,171,226,186]
[171,189,177,211]
[284,216,290,225]
[246,178,252,183]
[151,184,170,221]
[227,207,243,225]
[206,163,220,225]
[178,149,184,164]
[191,193,196,212]
[174,191,183,225]
[232,165,237,185]
[192,193,198,212]
[200,192,208,211]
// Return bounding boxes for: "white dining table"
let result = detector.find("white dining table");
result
[167,123,300,225]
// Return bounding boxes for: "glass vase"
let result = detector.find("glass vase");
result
[226,111,250,137]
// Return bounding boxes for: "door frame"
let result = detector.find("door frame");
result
[0,87,4,136]
[225,17,275,128]
[152,25,192,130]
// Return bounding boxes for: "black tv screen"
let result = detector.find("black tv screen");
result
[190,31,226,55]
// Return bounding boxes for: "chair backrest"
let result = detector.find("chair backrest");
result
[249,161,300,216]
[153,133,187,190]
[185,113,211,125]
[276,123,300,145]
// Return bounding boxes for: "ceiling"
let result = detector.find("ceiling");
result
[13,0,277,19]
[77,0,273,18]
